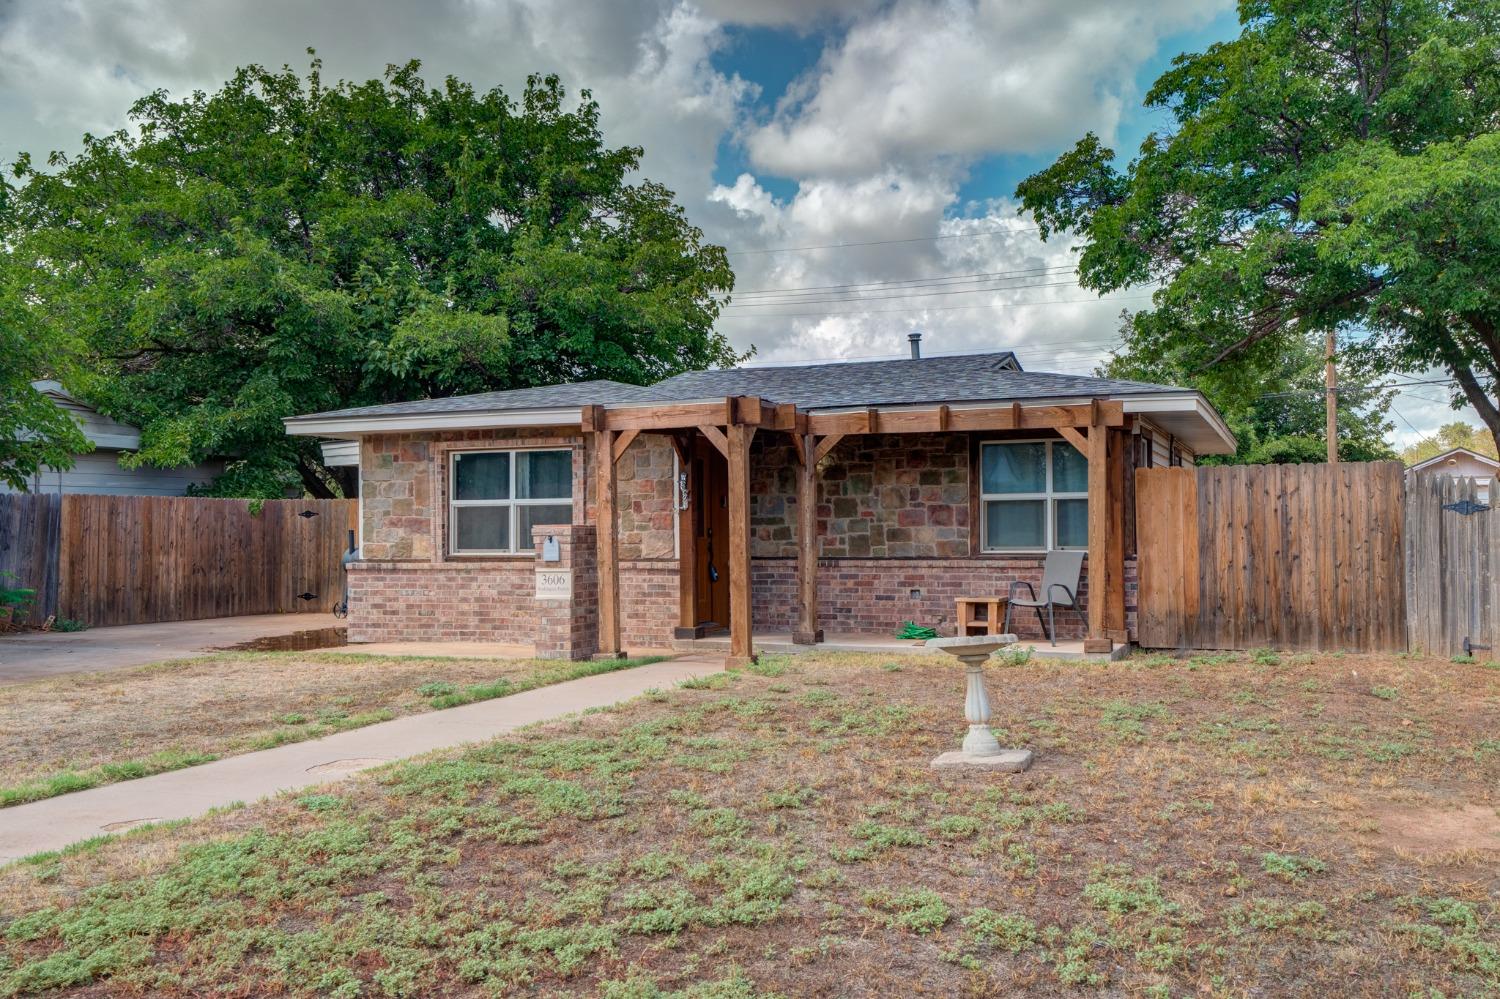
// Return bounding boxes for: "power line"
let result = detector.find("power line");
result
[733,265,1074,297]
[722,278,1088,309]
[723,226,1044,256]
[714,292,1153,320]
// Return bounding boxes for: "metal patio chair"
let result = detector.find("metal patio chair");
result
[1003,550,1086,646]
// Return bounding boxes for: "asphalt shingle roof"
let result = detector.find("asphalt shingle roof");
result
[642,352,1185,409]
[290,380,655,421]
[288,354,1191,422]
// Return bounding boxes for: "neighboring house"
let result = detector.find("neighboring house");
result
[1,382,223,496]
[1407,446,1500,503]
[285,344,1235,661]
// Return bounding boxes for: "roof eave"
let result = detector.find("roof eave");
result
[283,406,584,438]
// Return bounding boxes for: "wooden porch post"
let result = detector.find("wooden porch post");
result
[595,427,622,657]
[669,433,699,639]
[1105,428,1128,641]
[727,422,755,665]
[1085,420,1114,654]
[792,433,823,645]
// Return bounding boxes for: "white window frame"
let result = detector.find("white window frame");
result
[979,438,1089,553]
[448,448,573,556]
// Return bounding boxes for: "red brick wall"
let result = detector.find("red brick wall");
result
[750,555,1139,642]
[532,524,598,660]
[620,560,680,649]
[346,559,536,643]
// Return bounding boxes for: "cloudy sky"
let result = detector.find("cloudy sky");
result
[0,0,1466,447]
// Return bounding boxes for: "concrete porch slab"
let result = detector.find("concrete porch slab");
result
[675,631,1129,662]
[327,641,680,660]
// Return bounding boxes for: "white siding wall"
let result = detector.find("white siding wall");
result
[1,451,224,496]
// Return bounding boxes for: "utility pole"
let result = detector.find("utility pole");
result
[1325,330,1338,463]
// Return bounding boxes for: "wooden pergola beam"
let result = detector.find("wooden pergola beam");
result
[805,401,1123,436]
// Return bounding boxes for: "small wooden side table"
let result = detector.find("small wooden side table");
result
[956,596,1008,636]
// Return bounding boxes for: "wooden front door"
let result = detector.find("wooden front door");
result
[692,436,731,630]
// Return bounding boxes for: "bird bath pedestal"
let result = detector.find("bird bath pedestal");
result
[925,634,1033,772]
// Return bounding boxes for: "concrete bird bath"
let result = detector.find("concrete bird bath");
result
[925,634,1033,772]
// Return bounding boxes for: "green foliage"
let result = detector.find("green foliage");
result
[1261,852,1328,882]
[0,342,89,493]
[862,888,951,934]
[0,572,35,629]
[2,56,738,497]
[48,618,88,633]
[0,749,219,808]
[1018,0,1500,454]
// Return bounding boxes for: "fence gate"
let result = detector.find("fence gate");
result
[1135,461,1408,652]
[1405,474,1498,657]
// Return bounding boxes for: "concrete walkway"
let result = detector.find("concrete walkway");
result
[0,654,724,862]
[0,613,342,685]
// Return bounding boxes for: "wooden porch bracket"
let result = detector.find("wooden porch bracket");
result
[793,432,823,645]
[1056,425,1088,453]
[813,433,844,465]
[610,429,640,463]
[697,424,729,458]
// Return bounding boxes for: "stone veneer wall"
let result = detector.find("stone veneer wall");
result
[616,436,678,560]
[359,428,589,561]
[751,434,971,559]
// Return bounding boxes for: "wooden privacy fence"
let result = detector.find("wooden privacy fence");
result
[0,494,63,626]
[0,494,356,628]
[1405,474,1500,657]
[1135,461,1408,652]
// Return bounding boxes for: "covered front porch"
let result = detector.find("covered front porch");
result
[587,394,1132,666]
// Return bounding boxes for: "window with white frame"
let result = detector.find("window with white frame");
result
[449,449,573,555]
[979,440,1088,551]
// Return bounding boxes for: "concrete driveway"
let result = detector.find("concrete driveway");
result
[0,614,341,686]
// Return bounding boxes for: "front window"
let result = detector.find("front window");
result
[449,449,572,555]
[980,440,1088,551]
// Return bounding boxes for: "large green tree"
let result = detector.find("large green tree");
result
[1,57,737,497]
[1018,0,1500,454]
[1102,320,1396,463]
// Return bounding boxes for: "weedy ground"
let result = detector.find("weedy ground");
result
[0,652,663,806]
[0,648,1497,997]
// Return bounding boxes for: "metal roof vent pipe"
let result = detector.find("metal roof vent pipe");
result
[908,330,923,359]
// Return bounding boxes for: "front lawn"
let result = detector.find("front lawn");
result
[0,651,664,807]
[1,649,1498,996]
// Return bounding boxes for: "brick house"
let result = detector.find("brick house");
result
[285,350,1234,663]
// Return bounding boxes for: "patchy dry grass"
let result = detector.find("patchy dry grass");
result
[0,648,1497,996]
[0,652,663,807]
